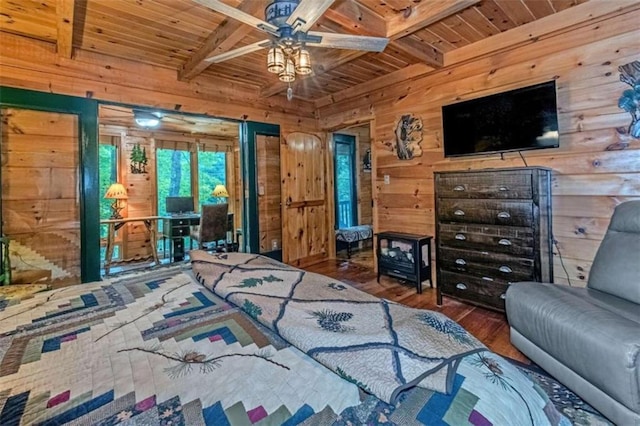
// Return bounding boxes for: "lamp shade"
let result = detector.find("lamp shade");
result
[295,48,312,75]
[104,183,128,199]
[279,58,296,82]
[267,46,285,74]
[212,184,229,198]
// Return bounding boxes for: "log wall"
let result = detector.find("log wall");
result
[318,8,640,286]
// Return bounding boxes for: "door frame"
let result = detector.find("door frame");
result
[0,86,100,282]
[240,121,280,258]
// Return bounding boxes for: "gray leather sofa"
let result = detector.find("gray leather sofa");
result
[506,200,640,425]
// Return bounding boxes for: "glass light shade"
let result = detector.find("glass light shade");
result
[211,184,229,198]
[295,48,312,75]
[267,47,285,74]
[104,183,128,199]
[279,58,296,82]
[133,111,160,128]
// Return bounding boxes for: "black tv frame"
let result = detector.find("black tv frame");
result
[442,80,559,158]
[165,196,195,214]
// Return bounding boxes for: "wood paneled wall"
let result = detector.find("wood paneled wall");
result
[1,31,332,268]
[1,108,81,286]
[318,8,640,286]
[257,135,282,253]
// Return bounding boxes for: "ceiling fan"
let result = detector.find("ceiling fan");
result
[194,0,390,98]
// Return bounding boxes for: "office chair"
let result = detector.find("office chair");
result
[190,204,229,252]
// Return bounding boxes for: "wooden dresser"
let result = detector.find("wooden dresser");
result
[434,167,553,311]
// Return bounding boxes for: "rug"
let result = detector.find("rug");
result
[508,359,613,426]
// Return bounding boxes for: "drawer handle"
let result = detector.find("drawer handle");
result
[500,293,506,300]
[455,233,466,240]
[482,276,494,281]
[456,283,467,290]
[497,211,511,219]
[455,258,466,265]
[498,238,512,246]
[454,209,465,216]
[453,185,465,191]
[499,186,509,191]
[499,265,513,273]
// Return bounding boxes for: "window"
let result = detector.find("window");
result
[198,151,227,205]
[156,148,192,216]
[334,134,357,228]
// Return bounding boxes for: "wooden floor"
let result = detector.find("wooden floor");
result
[307,248,530,363]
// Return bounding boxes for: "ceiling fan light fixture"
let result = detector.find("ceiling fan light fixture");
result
[279,58,296,82]
[267,46,285,73]
[295,48,312,75]
[134,110,161,128]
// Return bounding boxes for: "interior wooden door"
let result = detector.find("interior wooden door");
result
[282,132,332,267]
[1,108,82,286]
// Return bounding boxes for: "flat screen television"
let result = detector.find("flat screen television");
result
[166,196,194,214]
[442,80,559,157]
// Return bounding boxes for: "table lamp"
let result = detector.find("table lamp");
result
[104,183,128,219]
[212,184,229,204]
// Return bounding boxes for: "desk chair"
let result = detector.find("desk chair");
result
[190,204,229,252]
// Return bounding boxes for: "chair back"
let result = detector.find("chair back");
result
[199,204,229,244]
[587,200,640,303]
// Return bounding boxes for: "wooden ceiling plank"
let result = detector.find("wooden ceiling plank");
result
[524,0,557,19]
[179,0,262,81]
[316,0,640,109]
[446,0,640,66]
[390,37,443,68]
[56,0,75,58]
[262,0,470,97]
[492,0,536,26]
[386,0,481,39]
[320,0,387,37]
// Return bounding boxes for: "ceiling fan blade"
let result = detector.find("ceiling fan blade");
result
[205,40,269,63]
[306,32,389,52]
[193,0,280,36]
[286,0,335,34]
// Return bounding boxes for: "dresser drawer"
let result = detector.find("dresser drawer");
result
[439,271,510,310]
[438,224,534,257]
[436,172,533,199]
[167,226,190,237]
[438,199,533,227]
[438,247,534,281]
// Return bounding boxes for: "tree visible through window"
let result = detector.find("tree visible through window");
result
[157,148,192,216]
[198,151,226,205]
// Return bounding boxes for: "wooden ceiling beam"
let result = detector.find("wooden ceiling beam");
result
[56,0,75,58]
[178,0,262,81]
[261,0,474,98]
[390,37,443,68]
[386,0,482,39]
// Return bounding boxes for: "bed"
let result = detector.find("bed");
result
[0,251,569,425]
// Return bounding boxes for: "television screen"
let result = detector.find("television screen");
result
[442,81,559,157]
[166,196,194,214]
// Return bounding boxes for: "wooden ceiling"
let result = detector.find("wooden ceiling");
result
[99,105,239,140]
[1,0,587,102]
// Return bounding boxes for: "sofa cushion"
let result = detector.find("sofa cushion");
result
[506,282,640,413]
[587,200,640,304]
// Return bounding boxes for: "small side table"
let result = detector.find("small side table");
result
[376,232,433,294]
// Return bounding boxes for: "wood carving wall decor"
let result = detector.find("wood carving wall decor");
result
[394,114,423,160]
[129,143,148,174]
[618,60,640,139]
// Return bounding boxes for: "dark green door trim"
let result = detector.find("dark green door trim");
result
[240,121,280,259]
[0,86,100,283]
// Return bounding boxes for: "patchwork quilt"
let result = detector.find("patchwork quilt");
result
[0,260,571,425]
